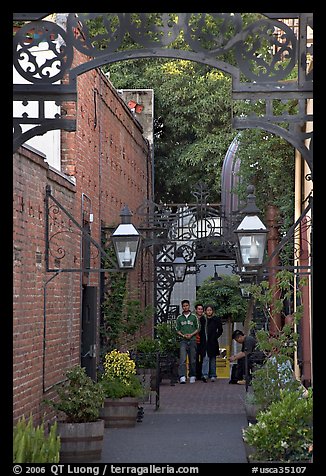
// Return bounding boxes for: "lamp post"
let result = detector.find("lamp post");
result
[213,264,222,281]
[239,278,252,299]
[111,205,141,269]
[234,185,268,274]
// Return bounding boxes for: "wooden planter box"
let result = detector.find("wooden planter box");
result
[58,419,104,462]
[100,397,138,428]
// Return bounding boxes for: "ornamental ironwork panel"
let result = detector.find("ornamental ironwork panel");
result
[13,13,313,173]
[134,183,238,324]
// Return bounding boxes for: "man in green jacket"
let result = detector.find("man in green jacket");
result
[175,299,200,384]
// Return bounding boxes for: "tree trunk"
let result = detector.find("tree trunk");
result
[243,296,255,336]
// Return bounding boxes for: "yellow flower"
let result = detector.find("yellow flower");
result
[103,350,136,384]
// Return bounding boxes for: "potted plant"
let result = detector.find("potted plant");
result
[243,390,262,425]
[133,337,160,393]
[43,365,105,462]
[99,350,144,428]
[242,388,313,462]
[155,322,180,385]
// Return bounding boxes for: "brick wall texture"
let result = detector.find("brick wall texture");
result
[13,49,153,424]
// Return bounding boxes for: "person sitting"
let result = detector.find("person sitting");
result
[229,330,263,384]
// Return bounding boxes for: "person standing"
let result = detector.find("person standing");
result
[199,304,223,382]
[195,303,204,379]
[175,299,200,384]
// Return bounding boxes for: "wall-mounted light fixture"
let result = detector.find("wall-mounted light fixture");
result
[111,205,141,269]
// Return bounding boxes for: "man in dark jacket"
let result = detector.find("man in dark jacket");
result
[229,329,261,384]
[199,304,223,382]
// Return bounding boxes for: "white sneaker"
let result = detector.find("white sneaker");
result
[210,377,216,382]
[189,376,196,384]
[179,376,186,384]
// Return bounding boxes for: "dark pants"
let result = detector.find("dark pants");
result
[178,339,197,378]
[196,344,202,379]
[230,351,266,383]
[230,358,245,382]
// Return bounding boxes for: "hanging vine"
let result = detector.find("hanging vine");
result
[100,244,153,357]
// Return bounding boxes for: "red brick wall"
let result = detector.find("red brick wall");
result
[13,52,153,424]
[13,148,81,423]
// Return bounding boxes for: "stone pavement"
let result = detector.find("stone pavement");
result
[99,377,248,464]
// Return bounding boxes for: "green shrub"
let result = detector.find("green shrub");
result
[43,365,105,423]
[100,350,144,399]
[13,415,60,463]
[101,374,144,399]
[134,337,159,368]
[155,322,179,356]
[251,354,303,410]
[243,388,313,462]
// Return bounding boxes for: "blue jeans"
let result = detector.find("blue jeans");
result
[178,339,197,378]
[201,353,217,378]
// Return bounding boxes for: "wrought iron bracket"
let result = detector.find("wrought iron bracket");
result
[13,13,313,173]
[45,185,120,273]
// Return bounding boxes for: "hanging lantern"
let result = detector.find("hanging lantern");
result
[111,205,141,269]
[234,185,268,272]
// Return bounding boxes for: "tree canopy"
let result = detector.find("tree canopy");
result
[108,58,236,203]
[100,12,296,264]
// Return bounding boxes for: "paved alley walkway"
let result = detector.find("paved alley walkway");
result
[99,378,248,464]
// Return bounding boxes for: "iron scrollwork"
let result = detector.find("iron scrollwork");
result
[13,12,313,173]
[135,183,238,324]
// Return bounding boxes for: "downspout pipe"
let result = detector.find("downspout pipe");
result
[43,270,62,393]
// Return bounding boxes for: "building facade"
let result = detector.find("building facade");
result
[13,47,153,424]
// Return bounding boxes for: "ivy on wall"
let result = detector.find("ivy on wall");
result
[100,245,153,357]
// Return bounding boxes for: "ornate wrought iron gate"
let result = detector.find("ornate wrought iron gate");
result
[134,183,237,325]
[14,12,313,323]
[13,12,313,176]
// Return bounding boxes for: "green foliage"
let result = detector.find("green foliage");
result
[100,350,144,399]
[245,270,306,409]
[155,322,180,357]
[101,374,144,399]
[195,274,248,322]
[13,415,60,463]
[101,245,153,354]
[248,270,306,336]
[250,355,303,410]
[243,389,313,462]
[108,54,235,203]
[43,366,105,423]
[133,337,160,369]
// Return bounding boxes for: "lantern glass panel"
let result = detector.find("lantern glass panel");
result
[238,233,266,266]
[113,236,140,269]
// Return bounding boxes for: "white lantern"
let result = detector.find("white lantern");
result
[111,206,141,269]
[234,186,268,272]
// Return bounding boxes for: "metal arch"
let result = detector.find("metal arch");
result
[13,12,313,173]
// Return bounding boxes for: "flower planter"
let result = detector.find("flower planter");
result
[57,419,104,462]
[100,397,139,428]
